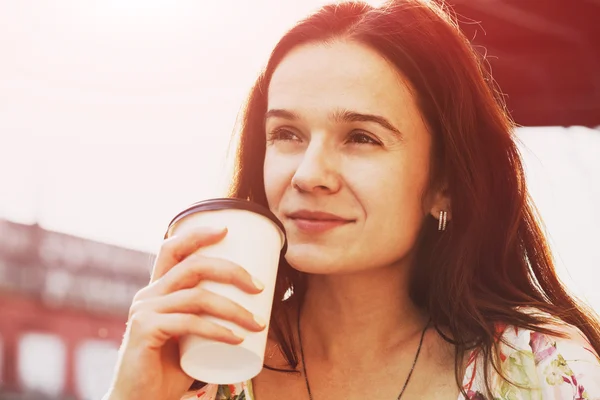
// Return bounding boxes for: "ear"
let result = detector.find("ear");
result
[429,184,451,222]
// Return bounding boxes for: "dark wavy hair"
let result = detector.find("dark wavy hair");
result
[192,0,600,395]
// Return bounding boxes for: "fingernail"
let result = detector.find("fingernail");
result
[232,330,246,341]
[254,314,267,329]
[208,226,227,234]
[252,277,265,291]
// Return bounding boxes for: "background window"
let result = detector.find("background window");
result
[75,339,119,400]
[18,332,66,397]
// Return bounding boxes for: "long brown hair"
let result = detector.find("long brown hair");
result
[218,0,600,395]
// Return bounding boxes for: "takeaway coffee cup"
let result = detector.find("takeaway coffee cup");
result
[165,198,287,384]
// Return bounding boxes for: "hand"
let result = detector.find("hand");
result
[106,226,265,400]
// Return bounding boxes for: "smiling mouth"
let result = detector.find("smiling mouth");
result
[289,218,352,233]
[286,210,354,233]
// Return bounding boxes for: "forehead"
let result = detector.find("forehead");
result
[268,40,419,121]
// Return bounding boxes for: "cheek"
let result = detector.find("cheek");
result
[349,152,431,222]
[356,164,430,261]
[263,150,294,209]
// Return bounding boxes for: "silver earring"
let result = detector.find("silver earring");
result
[438,210,448,231]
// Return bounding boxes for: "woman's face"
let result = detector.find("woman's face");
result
[264,40,443,275]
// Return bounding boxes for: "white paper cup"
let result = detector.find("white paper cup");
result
[165,198,286,384]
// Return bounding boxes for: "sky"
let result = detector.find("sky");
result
[0,0,599,310]
[0,0,345,252]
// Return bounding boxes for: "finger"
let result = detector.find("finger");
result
[150,226,228,282]
[148,288,266,332]
[154,254,264,296]
[128,311,244,350]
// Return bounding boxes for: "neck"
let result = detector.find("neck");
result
[299,262,428,364]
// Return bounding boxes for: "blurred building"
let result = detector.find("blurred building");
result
[0,219,153,400]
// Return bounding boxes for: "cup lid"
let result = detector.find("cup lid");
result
[166,198,287,255]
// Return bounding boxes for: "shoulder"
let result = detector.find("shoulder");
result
[465,309,600,399]
[498,308,599,364]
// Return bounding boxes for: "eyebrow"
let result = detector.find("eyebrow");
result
[265,108,404,139]
[264,109,300,121]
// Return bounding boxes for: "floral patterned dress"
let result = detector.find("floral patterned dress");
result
[183,319,600,400]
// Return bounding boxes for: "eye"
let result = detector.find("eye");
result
[347,130,381,145]
[267,127,301,143]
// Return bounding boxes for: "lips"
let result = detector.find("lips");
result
[285,209,354,233]
[287,210,352,222]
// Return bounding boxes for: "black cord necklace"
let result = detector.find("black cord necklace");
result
[296,303,429,400]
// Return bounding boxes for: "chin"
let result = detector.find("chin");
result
[283,245,361,275]
[284,247,341,274]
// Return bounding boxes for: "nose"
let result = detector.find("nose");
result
[291,140,341,194]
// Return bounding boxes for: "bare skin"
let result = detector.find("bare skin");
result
[252,280,463,400]
[106,227,267,400]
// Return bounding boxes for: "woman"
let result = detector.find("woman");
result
[106,1,600,399]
